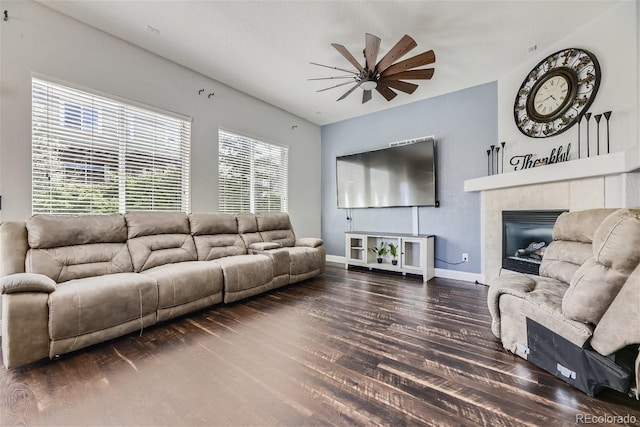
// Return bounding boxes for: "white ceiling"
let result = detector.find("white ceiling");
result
[37,0,618,126]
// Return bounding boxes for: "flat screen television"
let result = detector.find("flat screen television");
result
[336,137,436,208]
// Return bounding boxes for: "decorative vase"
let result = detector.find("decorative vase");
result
[377,258,383,263]
[392,260,398,266]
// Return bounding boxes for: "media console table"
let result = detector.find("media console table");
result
[345,232,435,282]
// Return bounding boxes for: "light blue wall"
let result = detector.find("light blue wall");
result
[321,82,497,274]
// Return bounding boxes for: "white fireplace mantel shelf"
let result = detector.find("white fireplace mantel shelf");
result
[464,147,640,192]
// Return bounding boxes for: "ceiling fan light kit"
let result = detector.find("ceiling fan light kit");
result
[360,80,377,91]
[311,33,436,103]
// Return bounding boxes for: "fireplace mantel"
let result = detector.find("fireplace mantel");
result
[464,147,639,192]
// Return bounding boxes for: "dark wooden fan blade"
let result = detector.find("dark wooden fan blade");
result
[381,50,436,77]
[362,89,372,103]
[382,68,434,81]
[337,83,360,101]
[331,44,365,73]
[378,79,419,94]
[365,33,381,72]
[376,35,417,73]
[375,85,397,101]
[317,80,356,92]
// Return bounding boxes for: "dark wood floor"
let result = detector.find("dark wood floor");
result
[1,262,639,426]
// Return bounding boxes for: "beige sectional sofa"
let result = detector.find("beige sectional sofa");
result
[0,211,325,368]
[488,208,640,397]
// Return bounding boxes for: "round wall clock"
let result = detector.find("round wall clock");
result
[514,48,601,138]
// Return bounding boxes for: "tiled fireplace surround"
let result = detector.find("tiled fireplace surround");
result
[465,149,640,283]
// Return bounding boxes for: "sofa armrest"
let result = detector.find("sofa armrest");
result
[1,273,56,294]
[486,272,537,338]
[295,237,323,248]
[249,242,281,251]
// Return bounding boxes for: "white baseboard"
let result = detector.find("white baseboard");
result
[434,268,486,285]
[325,255,345,264]
[325,255,485,284]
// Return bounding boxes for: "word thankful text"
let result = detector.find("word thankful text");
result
[510,143,571,171]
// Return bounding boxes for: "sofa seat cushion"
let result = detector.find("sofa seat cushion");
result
[214,254,273,303]
[142,261,223,311]
[49,273,158,341]
[523,276,593,348]
[488,272,593,348]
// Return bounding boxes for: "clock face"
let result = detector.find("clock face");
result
[533,75,569,116]
[514,48,601,138]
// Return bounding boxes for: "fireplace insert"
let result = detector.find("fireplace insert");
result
[502,210,567,275]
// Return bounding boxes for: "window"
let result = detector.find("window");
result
[218,130,288,214]
[32,78,190,214]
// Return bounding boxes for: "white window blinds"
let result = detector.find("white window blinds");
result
[218,130,288,214]
[32,78,190,214]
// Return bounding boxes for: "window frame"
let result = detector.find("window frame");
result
[31,75,191,215]
[218,129,289,214]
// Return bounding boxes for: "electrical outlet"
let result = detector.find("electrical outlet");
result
[462,253,469,262]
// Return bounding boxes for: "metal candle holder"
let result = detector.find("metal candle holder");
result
[584,113,592,157]
[501,141,506,173]
[490,145,495,175]
[486,150,491,175]
[577,114,584,159]
[495,147,500,174]
[604,111,612,154]
[594,114,602,156]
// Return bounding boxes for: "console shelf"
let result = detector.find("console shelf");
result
[345,232,435,282]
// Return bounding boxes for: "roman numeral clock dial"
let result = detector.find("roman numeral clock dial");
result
[514,48,601,138]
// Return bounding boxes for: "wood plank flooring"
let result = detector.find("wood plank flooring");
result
[1,262,639,426]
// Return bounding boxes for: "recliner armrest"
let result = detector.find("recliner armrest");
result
[295,238,323,248]
[1,273,56,294]
[248,242,281,251]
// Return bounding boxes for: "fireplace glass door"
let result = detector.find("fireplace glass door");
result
[502,210,567,275]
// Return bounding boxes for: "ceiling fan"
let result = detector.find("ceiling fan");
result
[310,33,436,103]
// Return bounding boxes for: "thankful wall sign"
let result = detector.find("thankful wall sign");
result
[509,144,571,171]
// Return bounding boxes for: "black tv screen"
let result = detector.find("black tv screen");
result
[336,138,436,208]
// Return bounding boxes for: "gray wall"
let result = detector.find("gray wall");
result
[321,82,497,274]
[0,0,321,237]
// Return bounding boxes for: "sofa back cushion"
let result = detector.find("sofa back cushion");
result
[25,214,133,282]
[125,211,196,272]
[189,213,246,261]
[237,213,262,247]
[256,213,296,247]
[562,208,640,325]
[539,209,615,284]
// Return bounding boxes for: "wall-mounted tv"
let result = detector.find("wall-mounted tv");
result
[336,137,436,209]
